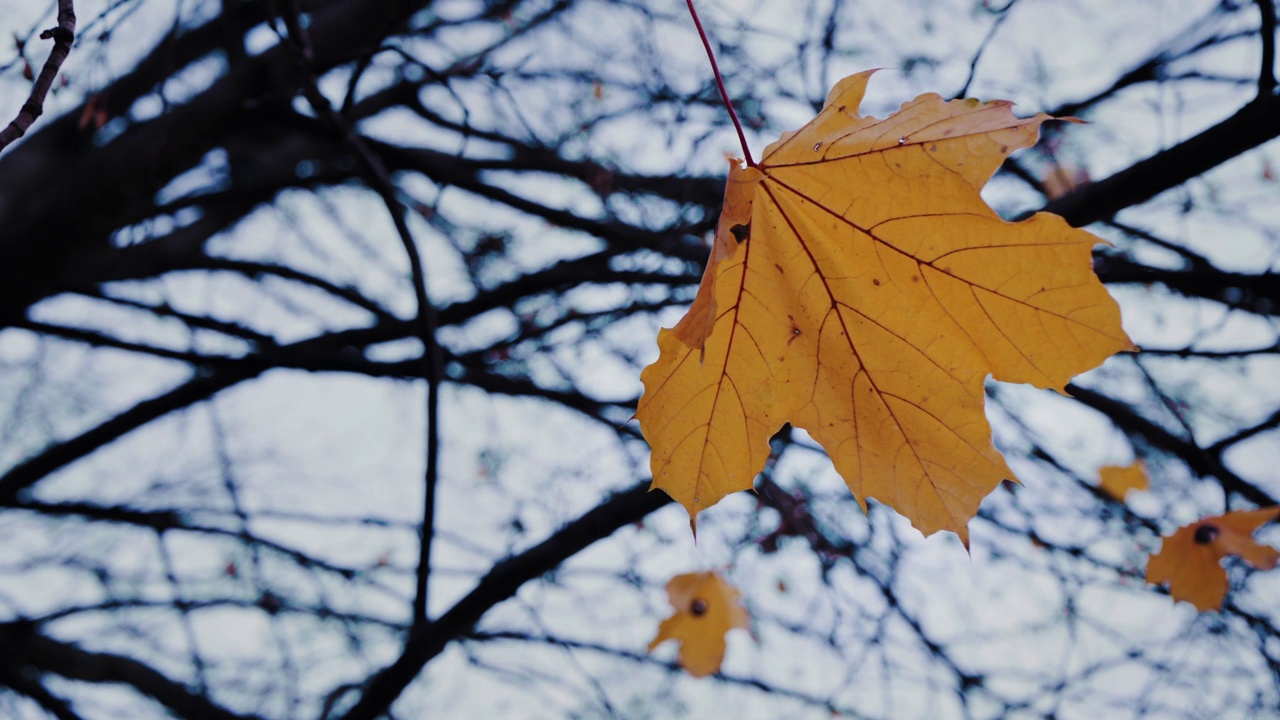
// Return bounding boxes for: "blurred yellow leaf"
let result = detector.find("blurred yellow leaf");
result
[648,571,749,677]
[1098,460,1149,502]
[637,70,1132,543]
[1146,507,1280,611]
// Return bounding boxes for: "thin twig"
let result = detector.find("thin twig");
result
[685,0,754,166]
[279,1,444,629]
[0,0,76,151]
[953,0,1017,99]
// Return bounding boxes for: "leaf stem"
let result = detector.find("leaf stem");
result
[685,0,755,167]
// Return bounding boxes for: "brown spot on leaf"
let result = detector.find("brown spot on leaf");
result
[731,223,751,243]
[787,319,802,345]
[1194,524,1219,545]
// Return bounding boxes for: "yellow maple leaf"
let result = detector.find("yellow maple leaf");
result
[637,70,1133,542]
[1098,460,1149,502]
[648,571,749,677]
[1146,507,1280,612]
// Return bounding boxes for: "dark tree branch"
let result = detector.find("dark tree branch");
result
[1,1,1278,717]
[1207,406,1280,456]
[0,623,264,720]
[1095,253,1280,317]
[335,481,671,720]
[197,258,393,320]
[0,293,655,510]
[16,319,214,363]
[467,630,851,713]
[0,0,428,326]
[0,665,84,720]
[1067,383,1278,509]
[952,1,1017,100]
[0,363,257,506]
[1039,93,1280,227]
[1257,0,1278,97]
[15,500,406,586]
[276,1,445,628]
[0,0,75,151]
[377,141,710,263]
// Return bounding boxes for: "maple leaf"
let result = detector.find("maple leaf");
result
[1146,507,1280,612]
[636,70,1133,542]
[1098,460,1149,502]
[648,571,749,677]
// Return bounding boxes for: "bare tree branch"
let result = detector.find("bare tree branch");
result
[1037,94,1280,226]
[0,622,264,720]
[336,481,671,720]
[1257,0,1277,97]
[0,0,75,151]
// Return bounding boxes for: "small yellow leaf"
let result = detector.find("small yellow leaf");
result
[1146,507,1280,611]
[648,571,749,677]
[1098,460,1149,502]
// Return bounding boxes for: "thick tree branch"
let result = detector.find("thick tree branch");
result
[1067,383,1278,508]
[0,0,427,326]
[1039,93,1280,227]
[1258,0,1278,97]
[0,665,83,720]
[0,623,264,720]
[1096,253,1280,317]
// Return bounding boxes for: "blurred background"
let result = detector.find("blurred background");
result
[0,0,1278,717]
